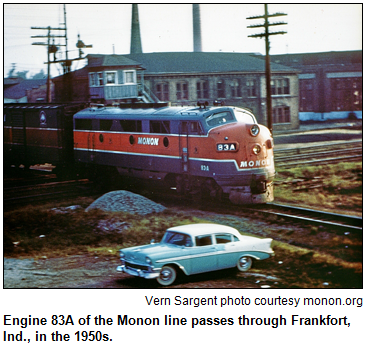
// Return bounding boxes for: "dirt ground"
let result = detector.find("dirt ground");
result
[4,255,282,289]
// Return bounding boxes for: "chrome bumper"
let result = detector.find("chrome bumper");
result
[116,265,160,280]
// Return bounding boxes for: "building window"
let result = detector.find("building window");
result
[330,77,362,111]
[156,82,170,101]
[230,79,241,98]
[89,72,104,86]
[217,80,225,98]
[106,71,117,85]
[97,72,104,86]
[273,106,290,124]
[299,80,314,112]
[176,82,188,100]
[124,71,135,84]
[271,78,290,95]
[197,80,209,99]
[89,73,96,87]
[246,79,256,97]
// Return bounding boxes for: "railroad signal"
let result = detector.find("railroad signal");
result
[247,5,287,134]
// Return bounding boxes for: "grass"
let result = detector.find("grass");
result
[3,205,202,258]
[274,161,362,213]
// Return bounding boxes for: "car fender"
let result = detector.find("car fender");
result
[237,251,272,260]
[158,262,189,276]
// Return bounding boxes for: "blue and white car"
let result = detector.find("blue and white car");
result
[117,223,274,286]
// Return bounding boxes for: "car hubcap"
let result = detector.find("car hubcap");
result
[239,257,250,268]
[161,269,172,281]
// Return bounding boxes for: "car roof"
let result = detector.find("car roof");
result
[166,223,241,237]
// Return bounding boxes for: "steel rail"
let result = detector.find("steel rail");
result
[276,154,362,168]
[249,203,362,232]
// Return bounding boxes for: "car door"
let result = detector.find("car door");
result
[214,233,240,269]
[188,234,218,274]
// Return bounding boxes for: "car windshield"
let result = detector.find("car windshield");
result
[161,231,193,247]
[234,109,257,124]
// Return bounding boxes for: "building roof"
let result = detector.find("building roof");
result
[4,79,48,99]
[271,50,362,68]
[87,54,144,69]
[123,52,297,75]
[4,77,24,88]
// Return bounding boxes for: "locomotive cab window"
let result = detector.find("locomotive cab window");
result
[150,120,170,134]
[181,121,203,135]
[206,111,234,127]
[120,120,142,132]
[100,120,113,131]
[75,119,93,130]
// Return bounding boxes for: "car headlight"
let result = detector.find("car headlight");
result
[250,124,260,137]
[120,251,125,259]
[252,144,261,155]
[145,257,152,264]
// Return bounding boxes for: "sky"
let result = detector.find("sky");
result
[3,3,363,78]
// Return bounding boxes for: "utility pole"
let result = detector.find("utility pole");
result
[31,5,92,102]
[247,4,287,133]
[31,26,65,102]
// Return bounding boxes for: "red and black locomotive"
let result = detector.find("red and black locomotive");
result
[4,102,275,204]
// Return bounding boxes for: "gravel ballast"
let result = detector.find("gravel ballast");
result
[85,190,166,215]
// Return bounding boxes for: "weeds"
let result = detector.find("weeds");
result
[4,206,202,258]
[275,161,362,213]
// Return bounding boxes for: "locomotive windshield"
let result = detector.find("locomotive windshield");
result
[234,109,257,124]
[205,109,257,128]
[206,111,235,127]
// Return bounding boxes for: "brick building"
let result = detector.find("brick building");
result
[271,50,362,121]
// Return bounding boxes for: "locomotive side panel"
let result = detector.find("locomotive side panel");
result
[72,105,275,204]
[73,119,184,181]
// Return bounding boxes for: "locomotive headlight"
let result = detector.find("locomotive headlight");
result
[252,144,261,155]
[250,124,260,137]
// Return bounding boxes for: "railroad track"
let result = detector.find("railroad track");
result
[247,202,362,232]
[3,179,95,210]
[274,140,362,168]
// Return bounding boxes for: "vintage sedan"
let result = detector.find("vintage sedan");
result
[116,223,274,286]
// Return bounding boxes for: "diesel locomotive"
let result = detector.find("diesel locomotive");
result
[4,102,275,204]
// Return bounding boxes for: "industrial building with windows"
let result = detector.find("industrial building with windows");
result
[7,4,362,132]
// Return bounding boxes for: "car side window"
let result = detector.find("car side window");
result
[195,235,213,247]
[215,234,233,244]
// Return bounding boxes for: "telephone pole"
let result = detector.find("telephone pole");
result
[247,4,287,133]
[31,5,92,102]
[31,26,65,102]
